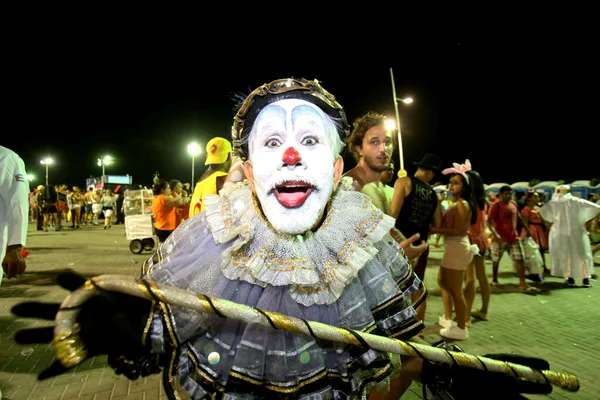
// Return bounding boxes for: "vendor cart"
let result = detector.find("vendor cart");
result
[124,188,156,254]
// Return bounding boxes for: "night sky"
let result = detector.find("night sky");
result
[4,14,597,190]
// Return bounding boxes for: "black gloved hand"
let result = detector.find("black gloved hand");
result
[422,349,552,399]
[12,271,158,380]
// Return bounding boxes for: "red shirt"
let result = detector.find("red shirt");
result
[181,202,190,220]
[488,200,519,243]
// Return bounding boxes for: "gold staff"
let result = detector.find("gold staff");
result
[52,274,579,393]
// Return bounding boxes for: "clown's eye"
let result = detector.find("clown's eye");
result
[265,138,281,147]
[301,136,318,146]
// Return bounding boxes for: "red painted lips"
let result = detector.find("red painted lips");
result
[274,181,313,207]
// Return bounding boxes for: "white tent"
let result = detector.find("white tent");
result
[570,181,592,199]
[433,184,447,194]
[511,182,530,194]
[486,182,511,194]
[571,180,591,186]
[533,181,557,202]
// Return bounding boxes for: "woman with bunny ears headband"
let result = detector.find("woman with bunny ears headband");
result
[442,161,492,323]
[430,160,480,341]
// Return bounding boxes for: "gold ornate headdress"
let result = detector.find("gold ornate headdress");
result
[231,78,350,161]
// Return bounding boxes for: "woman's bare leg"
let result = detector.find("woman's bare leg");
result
[473,255,490,314]
[438,268,454,321]
[463,260,475,321]
[441,268,466,329]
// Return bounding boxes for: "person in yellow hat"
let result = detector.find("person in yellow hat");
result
[188,137,232,217]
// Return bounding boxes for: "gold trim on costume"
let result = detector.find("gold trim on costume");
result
[390,321,425,340]
[231,248,315,271]
[166,349,182,400]
[229,368,329,394]
[358,361,392,394]
[141,301,156,346]
[187,349,224,393]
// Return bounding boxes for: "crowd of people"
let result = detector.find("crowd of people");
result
[3,77,600,399]
[28,184,123,231]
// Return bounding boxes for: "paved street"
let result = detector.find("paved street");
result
[1,223,599,399]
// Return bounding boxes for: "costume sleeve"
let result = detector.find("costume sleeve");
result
[538,202,554,223]
[2,151,30,246]
[577,198,600,222]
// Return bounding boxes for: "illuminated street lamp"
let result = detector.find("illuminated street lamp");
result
[389,67,413,177]
[40,157,53,186]
[97,156,112,176]
[187,142,202,188]
[27,174,35,182]
[385,119,397,132]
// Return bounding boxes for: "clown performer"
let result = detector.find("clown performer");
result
[12,78,554,399]
[539,184,600,287]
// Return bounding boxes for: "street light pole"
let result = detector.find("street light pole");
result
[389,68,413,178]
[40,157,53,186]
[191,155,195,187]
[98,156,112,183]
[187,142,201,189]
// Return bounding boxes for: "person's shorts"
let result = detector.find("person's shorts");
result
[42,204,57,214]
[442,237,474,270]
[103,207,114,217]
[154,227,173,243]
[490,240,524,262]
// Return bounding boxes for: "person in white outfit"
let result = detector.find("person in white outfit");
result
[0,145,29,284]
[539,184,600,287]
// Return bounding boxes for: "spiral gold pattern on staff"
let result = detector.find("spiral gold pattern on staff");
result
[52,275,579,392]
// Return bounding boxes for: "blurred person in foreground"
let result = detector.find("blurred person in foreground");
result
[1,145,29,284]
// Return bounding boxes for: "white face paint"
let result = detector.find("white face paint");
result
[246,99,339,235]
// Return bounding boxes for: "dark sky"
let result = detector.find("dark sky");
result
[3,14,597,189]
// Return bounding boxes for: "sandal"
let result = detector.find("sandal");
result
[471,310,488,321]
[491,281,501,288]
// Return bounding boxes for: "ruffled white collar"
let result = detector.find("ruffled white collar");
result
[204,177,395,306]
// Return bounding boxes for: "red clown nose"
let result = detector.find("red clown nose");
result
[282,147,301,165]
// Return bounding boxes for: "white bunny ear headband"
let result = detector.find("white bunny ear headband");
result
[442,159,472,184]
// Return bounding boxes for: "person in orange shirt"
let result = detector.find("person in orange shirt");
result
[152,179,189,243]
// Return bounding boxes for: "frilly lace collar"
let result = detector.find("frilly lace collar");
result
[204,177,395,306]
